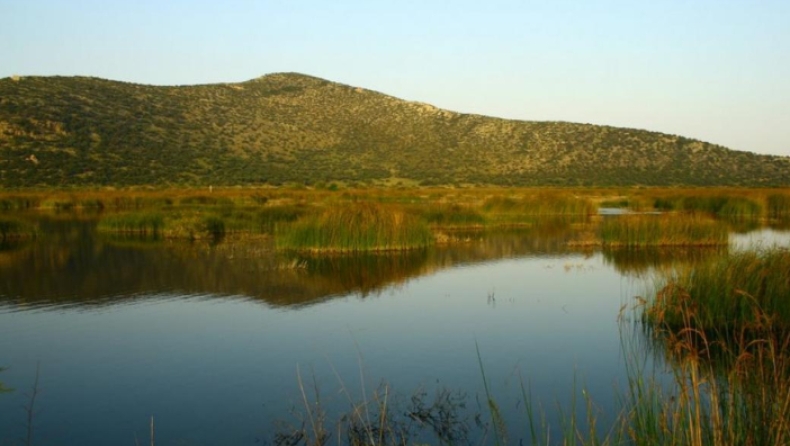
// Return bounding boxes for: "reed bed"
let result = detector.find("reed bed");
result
[645,248,790,331]
[165,212,225,239]
[275,202,434,252]
[255,205,308,234]
[619,321,790,446]
[633,249,790,446]
[96,212,165,236]
[599,214,728,247]
[411,204,486,228]
[0,195,42,210]
[653,195,761,217]
[716,197,763,219]
[767,193,790,220]
[97,211,226,239]
[199,205,310,235]
[178,194,235,207]
[482,192,595,218]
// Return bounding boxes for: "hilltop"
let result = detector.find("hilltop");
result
[1,72,788,188]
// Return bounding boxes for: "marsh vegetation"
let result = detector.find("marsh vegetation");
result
[4,187,788,250]
[271,249,790,446]
[1,186,789,445]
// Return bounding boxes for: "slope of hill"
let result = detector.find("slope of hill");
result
[1,73,788,187]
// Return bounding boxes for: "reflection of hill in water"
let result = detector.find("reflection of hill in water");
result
[0,220,590,309]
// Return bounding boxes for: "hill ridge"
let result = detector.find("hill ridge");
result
[1,72,788,187]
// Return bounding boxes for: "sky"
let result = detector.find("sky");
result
[2,0,789,156]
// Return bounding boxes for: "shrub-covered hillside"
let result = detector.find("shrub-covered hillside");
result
[1,73,789,187]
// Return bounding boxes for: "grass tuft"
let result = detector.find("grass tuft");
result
[97,212,165,236]
[637,251,790,445]
[599,214,728,247]
[276,202,434,252]
[645,248,790,331]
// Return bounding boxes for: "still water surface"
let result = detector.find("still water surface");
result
[0,218,786,445]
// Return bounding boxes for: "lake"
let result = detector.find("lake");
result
[0,216,787,445]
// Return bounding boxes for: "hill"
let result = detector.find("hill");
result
[1,72,788,187]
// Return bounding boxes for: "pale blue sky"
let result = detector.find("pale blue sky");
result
[2,0,789,156]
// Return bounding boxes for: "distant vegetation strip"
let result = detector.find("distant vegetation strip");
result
[7,187,790,247]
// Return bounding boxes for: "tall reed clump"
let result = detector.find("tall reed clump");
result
[98,211,226,239]
[255,205,308,234]
[97,212,165,236]
[633,250,790,446]
[645,248,790,331]
[482,193,594,225]
[160,211,226,239]
[276,202,434,252]
[717,197,763,220]
[599,214,728,247]
[413,204,486,228]
[654,195,763,219]
[767,193,790,220]
[619,317,790,446]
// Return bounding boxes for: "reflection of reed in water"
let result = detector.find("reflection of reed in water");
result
[0,220,589,310]
[0,216,37,241]
[601,246,727,276]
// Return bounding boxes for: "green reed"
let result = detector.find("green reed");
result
[599,214,728,247]
[275,202,434,252]
[636,250,790,446]
[412,204,486,228]
[645,248,790,331]
[107,196,174,210]
[653,194,763,219]
[255,205,308,234]
[97,212,165,236]
[483,193,595,218]
[158,210,225,239]
[178,194,235,207]
[717,197,763,219]
[98,210,227,239]
[0,195,42,211]
[767,193,790,220]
